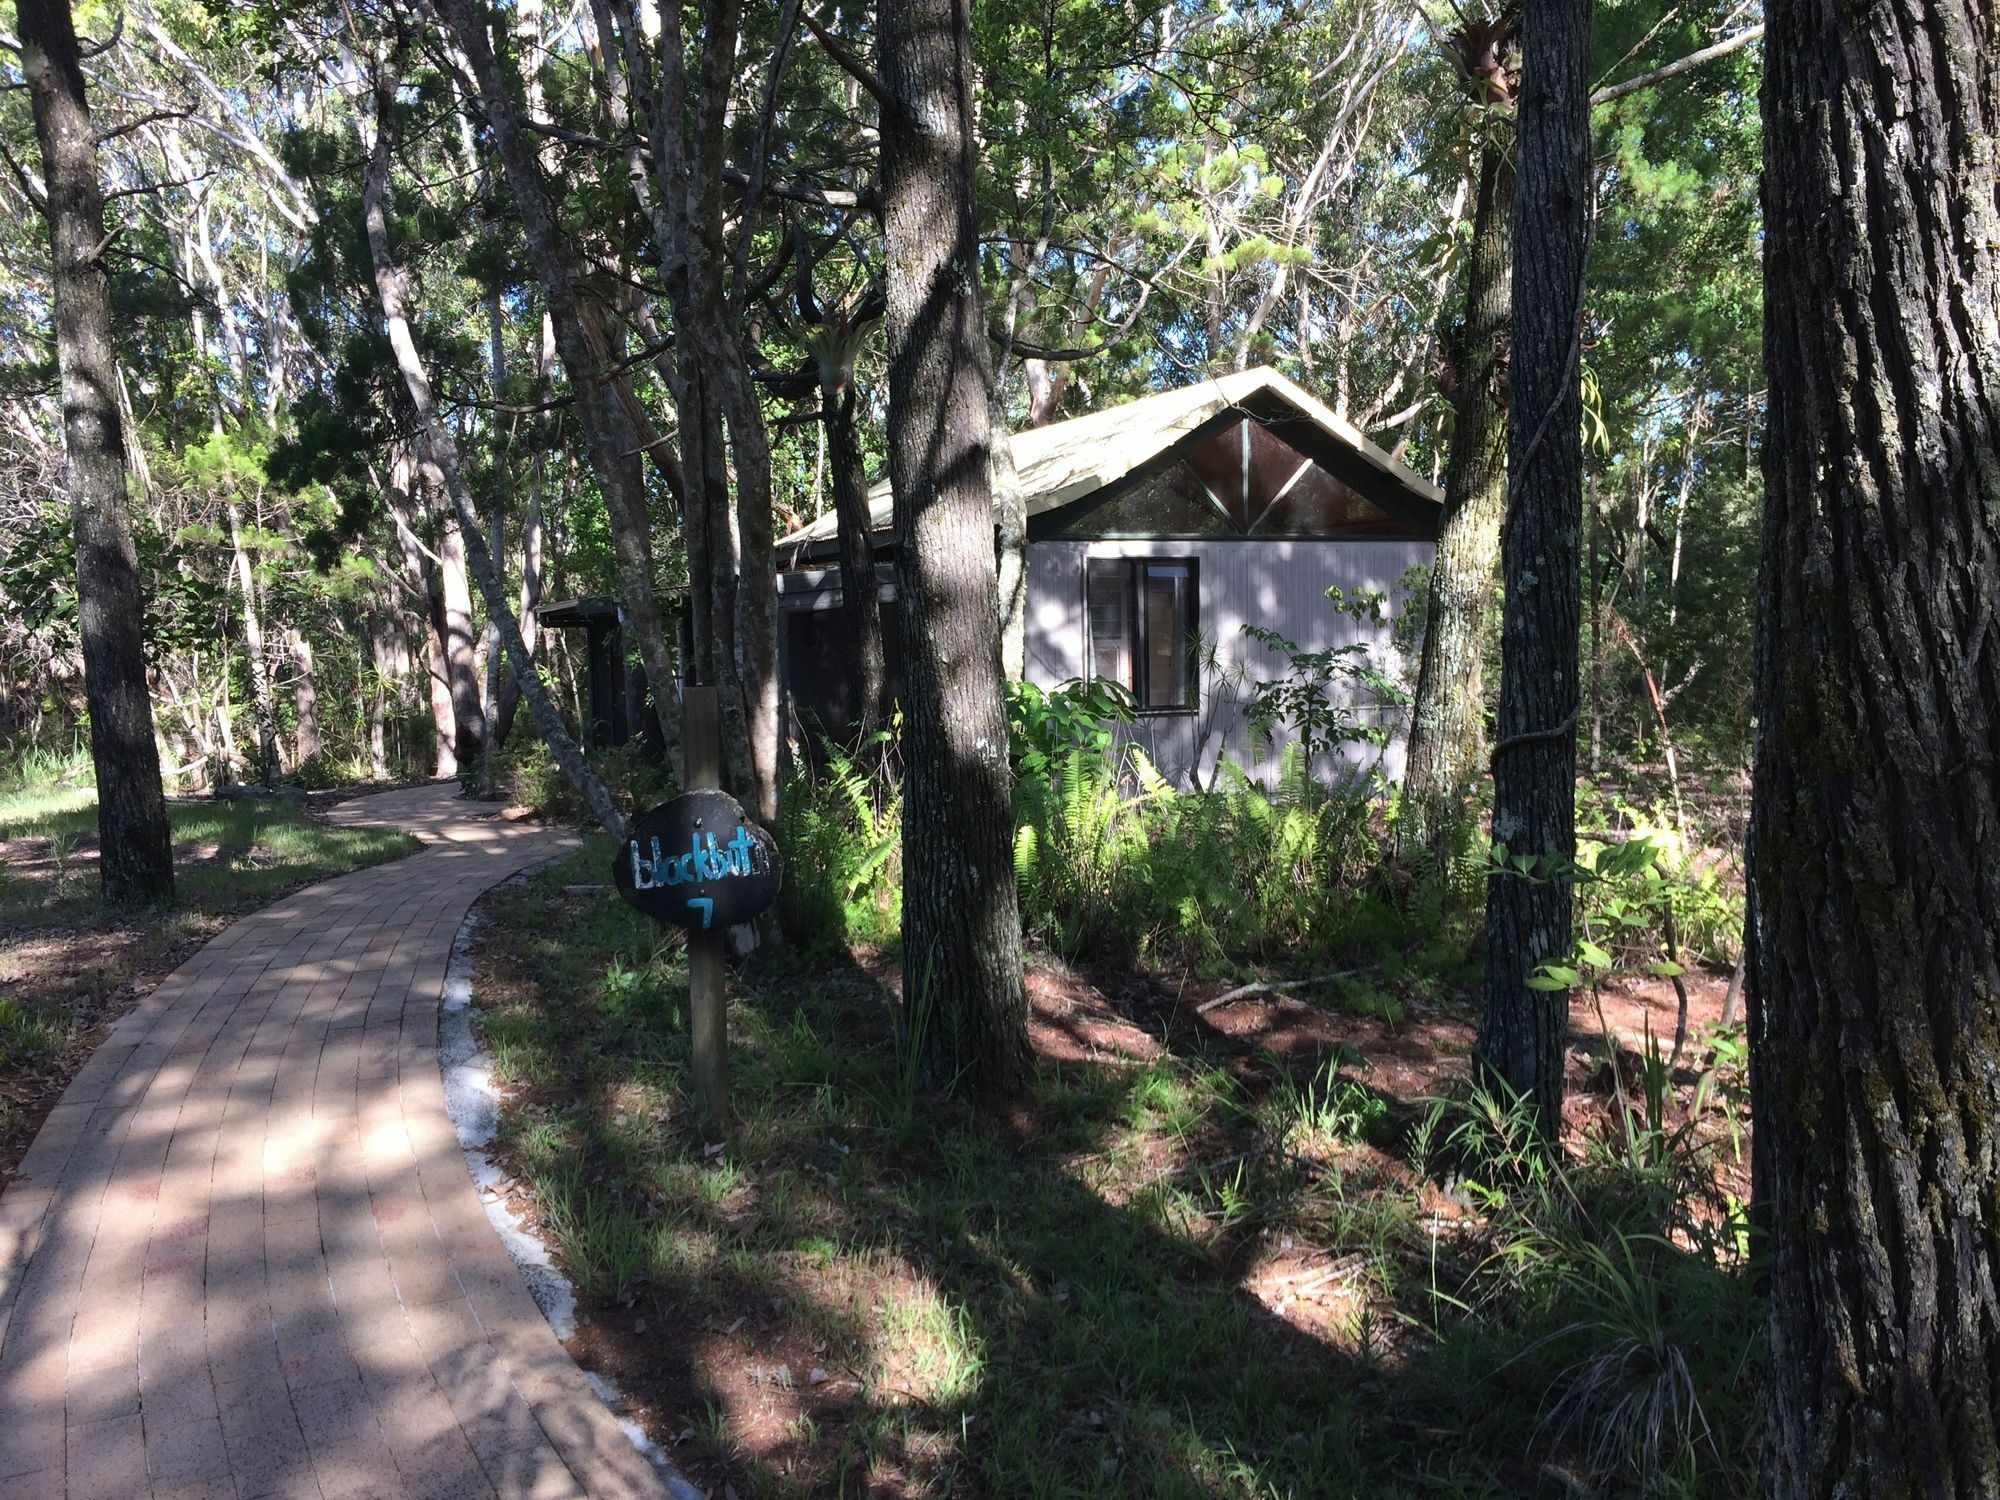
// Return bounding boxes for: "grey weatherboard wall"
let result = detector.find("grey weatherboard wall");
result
[1024,537,1431,788]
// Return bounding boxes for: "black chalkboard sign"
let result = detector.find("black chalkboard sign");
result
[612,789,783,931]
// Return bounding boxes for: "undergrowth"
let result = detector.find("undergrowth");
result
[473,845,1761,1499]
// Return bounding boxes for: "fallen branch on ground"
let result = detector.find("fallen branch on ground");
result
[1194,966,1378,1014]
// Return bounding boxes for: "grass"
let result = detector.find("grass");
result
[471,842,1763,1499]
[0,793,417,925]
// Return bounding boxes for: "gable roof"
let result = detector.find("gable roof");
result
[777,365,1443,555]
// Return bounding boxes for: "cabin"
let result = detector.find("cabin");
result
[776,367,1443,788]
[533,596,637,749]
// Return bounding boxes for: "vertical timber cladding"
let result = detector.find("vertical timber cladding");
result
[612,788,782,932]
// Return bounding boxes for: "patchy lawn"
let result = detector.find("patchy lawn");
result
[469,841,1759,1499]
[0,788,420,1183]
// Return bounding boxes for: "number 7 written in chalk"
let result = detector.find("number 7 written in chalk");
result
[687,897,714,930]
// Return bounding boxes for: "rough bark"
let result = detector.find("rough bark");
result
[717,356,781,823]
[20,0,174,902]
[365,66,627,840]
[880,0,1031,1097]
[288,628,322,765]
[1474,0,1589,1132]
[1400,135,1514,860]
[1753,0,2000,1494]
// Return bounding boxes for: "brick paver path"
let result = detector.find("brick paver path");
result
[0,785,675,1499]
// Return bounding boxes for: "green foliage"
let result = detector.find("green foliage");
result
[492,737,676,829]
[1010,739,1458,971]
[774,741,900,954]
[1486,785,1744,1004]
[1004,676,1134,780]
[0,792,417,925]
[1265,1048,1386,1151]
[1243,588,1411,784]
[471,829,1760,1499]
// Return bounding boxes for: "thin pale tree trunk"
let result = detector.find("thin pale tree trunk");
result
[368,612,391,779]
[226,498,280,782]
[432,499,487,766]
[1400,135,1514,859]
[432,0,679,757]
[289,628,322,765]
[824,362,887,738]
[991,375,1028,681]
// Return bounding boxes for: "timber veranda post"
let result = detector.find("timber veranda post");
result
[683,684,728,1130]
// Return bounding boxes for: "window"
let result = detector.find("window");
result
[1086,557,1198,711]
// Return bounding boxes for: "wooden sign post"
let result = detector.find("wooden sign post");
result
[608,686,782,1132]
[683,687,727,1128]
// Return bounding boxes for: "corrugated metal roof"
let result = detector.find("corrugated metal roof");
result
[777,365,1442,552]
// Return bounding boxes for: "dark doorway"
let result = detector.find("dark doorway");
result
[535,597,631,748]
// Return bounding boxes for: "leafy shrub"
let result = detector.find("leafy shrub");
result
[1266,1047,1385,1150]
[1242,586,1411,785]
[1010,735,1466,970]
[774,739,899,952]
[490,735,676,826]
[1004,675,1133,779]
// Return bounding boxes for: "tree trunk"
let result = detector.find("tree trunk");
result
[388,450,459,779]
[433,501,487,767]
[1753,0,2000,1493]
[364,62,627,840]
[824,366,887,739]
[1474,0,1589,1132]
[288,628,322,765]
[420,562,458,780]
[717,356,781,824]
[226,498,280,782]
[1399,137,1514,860]
[367,612,390,780]
[492,480,542,748]
[20,0,176,902]
[881,0,1031,1098]
[991,375,1028,681]
[1588,477,1603,776]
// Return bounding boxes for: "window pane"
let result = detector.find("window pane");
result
[1141,563,1191,708]
[1051,461,1237,536]
[1087,559,1133,689]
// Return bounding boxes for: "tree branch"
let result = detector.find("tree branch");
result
[1590,24,1763,106]
[720,164,869,210]
[95,105,193,144]
[799,6,890,112]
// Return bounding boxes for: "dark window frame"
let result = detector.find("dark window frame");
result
[1084,555,1200,716]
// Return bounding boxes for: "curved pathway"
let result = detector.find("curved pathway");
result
[0,785,673,1500]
